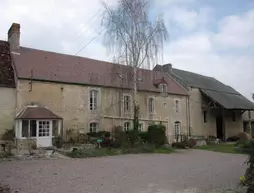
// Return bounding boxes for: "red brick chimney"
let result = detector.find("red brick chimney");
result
[8,23,20,52]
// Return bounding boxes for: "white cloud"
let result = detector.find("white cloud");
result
[163,9,254,100]
[213,10,254,49]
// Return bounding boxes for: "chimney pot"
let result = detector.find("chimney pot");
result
[162,63,172,73]
[8,23,20,52]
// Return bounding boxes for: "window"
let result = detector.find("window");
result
[204,111,207,123]
[90,90,98,110]
[52,120,59,136]
[232,111,236,122]
[138,123,143,131]
[124,122,130,131]
[38,121,50,137]
[175,100,180,113]
[174,121,181,137]
[30,120,37,137]
[22,120,29,137]
[22,120,37,138]
[161,84,167,93]
[90,122,98,132]
[148,97,155,113]
[123,95,131,112]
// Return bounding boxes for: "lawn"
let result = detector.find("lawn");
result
[65,145,175,158]
[195,143,245,154]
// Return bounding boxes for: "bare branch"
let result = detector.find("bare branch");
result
[102,0,167,68]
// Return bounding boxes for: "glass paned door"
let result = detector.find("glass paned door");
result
[37,120,52,147]
[39,121,50,137]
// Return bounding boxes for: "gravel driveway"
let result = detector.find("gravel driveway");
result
[0,150,248,193]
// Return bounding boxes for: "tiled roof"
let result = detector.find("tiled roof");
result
[16,106,62,120]
[0,41,15,88]
[11,47,188,95]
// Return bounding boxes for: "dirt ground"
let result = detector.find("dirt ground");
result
[0,150,248,193]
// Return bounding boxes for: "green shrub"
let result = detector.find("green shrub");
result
[172,142,187,149]
[87,131,110,138]
[0,151,13,158]
[187,138,197,148]
[52,136,64,148]
[125,130,140,147]
[1,129,15,140]
[235,140,254,154]
[139,131,149,143]
[147,124,167,147]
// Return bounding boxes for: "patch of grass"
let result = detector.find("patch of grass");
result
[195,143,246,154]
[65,144,174,158]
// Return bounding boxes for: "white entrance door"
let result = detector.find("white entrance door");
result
[37,120,52,147]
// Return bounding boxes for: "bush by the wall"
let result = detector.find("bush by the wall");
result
[87,131,110,138]
[187,138,197,148]
[1,129,15,141]
[147,124,167,147]
[139,131,149,143]
[172,142,187,149]
[52,136,64,148]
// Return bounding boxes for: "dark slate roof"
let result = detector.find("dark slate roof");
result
[16,106,62,120]
[154,65,254,110]
[200,89,254,110]
[0,41,15,88]
[11,47,188,96]
[172,68,254,110]
[172,68,239,94]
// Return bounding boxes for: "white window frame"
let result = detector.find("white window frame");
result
[20,119,58,139]
[174,121,181,137]
[138,122,144,131]
[124,122,131,131]
[89,122,99,133]
[160,83,167,93]
[175,100,180,113]
[123,94,132,113]
[148,97,155,114]
[38,120,51,138]
[89,88,99,111]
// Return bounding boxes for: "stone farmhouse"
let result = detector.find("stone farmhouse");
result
[0,23,190,147]
[0,23,253,147]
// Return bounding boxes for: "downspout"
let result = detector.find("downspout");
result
[187,95,191,136]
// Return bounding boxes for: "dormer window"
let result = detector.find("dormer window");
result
[160,84,167,93]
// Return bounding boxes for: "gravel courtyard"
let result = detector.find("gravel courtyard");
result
[0,150,248,193]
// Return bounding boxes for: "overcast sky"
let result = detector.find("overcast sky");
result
[1,0,254,100]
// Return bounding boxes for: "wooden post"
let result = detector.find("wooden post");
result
[222,109,226,141]
[248,110,252,135]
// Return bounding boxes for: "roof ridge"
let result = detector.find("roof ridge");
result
[172,67,214,79]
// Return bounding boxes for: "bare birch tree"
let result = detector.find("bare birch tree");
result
[102,0,168,131]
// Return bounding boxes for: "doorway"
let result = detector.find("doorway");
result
[37,120,52,147]
[216,116,223,140]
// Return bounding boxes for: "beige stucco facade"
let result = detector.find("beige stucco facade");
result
[15,79,188,142]
[189,87,243,139]
[0,87,16,135]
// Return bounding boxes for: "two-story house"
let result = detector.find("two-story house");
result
[0,23,189,147]
[154,64,254,141]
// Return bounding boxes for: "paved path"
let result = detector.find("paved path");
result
[0,150,248,193]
